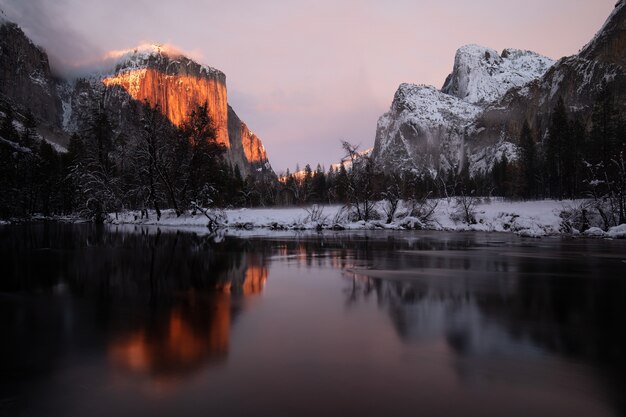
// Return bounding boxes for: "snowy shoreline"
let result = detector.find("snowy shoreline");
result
[105,199,626,239]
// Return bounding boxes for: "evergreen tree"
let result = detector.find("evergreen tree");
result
[21,109,38,148]
[518,121,536,198]
[0,104,20,143]
[545,97,569,198]
[178,101,226,209]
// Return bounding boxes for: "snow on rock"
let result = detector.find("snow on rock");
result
[372,84,481,174]
[442,45,554,105]
[584,227,606,238]
[105,44,223,79]
[607,224,626,239]
[373,44,553,175]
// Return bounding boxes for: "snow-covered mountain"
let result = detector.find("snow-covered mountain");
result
[372,45,554,175]
[373,1,626,177]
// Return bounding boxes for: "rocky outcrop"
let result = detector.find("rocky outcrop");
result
[102,49,229,147]
[580,0,626,69]
[227,105,270,174]
[0,21,61,126]
[372,84,481,175]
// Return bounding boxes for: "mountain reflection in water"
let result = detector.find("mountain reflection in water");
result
[1,224,626,417]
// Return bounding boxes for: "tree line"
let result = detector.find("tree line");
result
[0,99,259,221]
[1,89,625,227]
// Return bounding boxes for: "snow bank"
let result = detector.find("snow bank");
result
[108,199,580,238]
[607,224,626,239]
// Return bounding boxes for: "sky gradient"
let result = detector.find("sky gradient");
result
[0,0,617,172]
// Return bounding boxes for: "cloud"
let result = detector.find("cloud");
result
[0,0,104,77]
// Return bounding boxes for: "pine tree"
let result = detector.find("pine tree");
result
[546,97,569,199]
[179,101,226,209]
[0,104,20,143]
[518,121,536,198]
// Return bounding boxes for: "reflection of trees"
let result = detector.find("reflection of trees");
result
[475,251,626,415]
[339,237,626,416]
[0,223,270,385]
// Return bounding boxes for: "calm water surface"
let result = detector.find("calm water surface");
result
[1,223,626,417]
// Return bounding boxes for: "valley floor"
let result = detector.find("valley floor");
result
[108,199,626,239]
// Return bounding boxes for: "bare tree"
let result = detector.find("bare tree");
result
[341,141,377,221]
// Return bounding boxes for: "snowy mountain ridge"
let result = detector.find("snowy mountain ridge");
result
[442,45,555,105]
[107,44,224,79]
[372,44,553,176]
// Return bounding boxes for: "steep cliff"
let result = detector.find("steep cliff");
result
[372,84,481,175]
[227,105,270,173]
[0,20,273,177]
[65,45,272,177]
[102,47,229,147]
[0,20,62,126]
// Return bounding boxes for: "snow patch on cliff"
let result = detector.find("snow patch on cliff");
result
[106,44,224,79]
[374,84,481,174]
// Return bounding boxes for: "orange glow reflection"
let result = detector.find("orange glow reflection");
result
[108,258,268,381]
[109,297,231,376]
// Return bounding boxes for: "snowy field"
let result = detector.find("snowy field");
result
[107,199,626,239]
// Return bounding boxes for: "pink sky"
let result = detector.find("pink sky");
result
[0,0,616,172]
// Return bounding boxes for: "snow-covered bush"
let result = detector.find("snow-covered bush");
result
[451,193,478,225]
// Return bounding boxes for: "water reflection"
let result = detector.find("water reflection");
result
[338,236,626,415]
[2,225,626,417]
[0,224,269,395]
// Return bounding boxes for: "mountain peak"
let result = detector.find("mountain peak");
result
[579,0,626,68]
[104,43,224,79]
[442,44,554,105]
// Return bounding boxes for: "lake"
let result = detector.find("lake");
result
[1,223,626,417]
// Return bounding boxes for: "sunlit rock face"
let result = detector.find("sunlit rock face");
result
[97,47,272,176]
[103,68,229,148]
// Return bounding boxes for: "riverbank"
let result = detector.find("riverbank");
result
[106,199,626,239]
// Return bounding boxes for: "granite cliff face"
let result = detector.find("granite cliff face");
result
[0,22,272,177]
[0,20,61,126]
[88,46,271,176]
[101,49,229,146]
[372,84,481,175]
[227,105,268,173]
